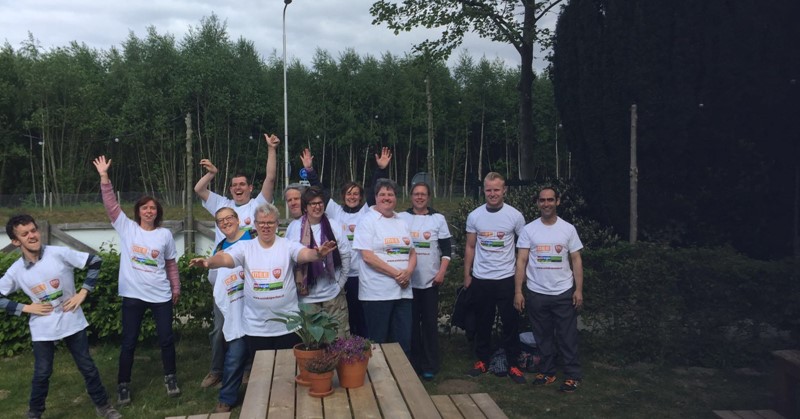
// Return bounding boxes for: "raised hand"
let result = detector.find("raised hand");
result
[189,257,210,269]
[199,159,219,175]
[264,133,280,148]
[317,240,338,258]
[92,156,111,176]
[375,147,392,169]
[300,148,314,169]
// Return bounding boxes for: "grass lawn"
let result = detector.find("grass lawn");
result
[0,330,774,419]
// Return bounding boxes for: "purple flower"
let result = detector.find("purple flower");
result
[327,335,373,364]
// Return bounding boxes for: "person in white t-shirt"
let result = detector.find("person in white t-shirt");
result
[397,182,451,381]
[93,156,181,405]
[0,215,122,419]
[464,172,527,384]
[193,133,278,388]
[514,187,585,393]
[190,203,339,355]
[353,178,417,355]
[207,207,256,413]
[285,186,351,338]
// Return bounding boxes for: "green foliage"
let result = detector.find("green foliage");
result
[270,303,340,350]
[0,250,213,356]
[581,243,799,367]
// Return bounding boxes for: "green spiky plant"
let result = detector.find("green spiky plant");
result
[270,303,339,350]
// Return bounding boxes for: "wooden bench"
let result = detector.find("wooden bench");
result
[712,410,784,419]
[431,394,508,419]
[165,413,231,419]
[772,349,800,419]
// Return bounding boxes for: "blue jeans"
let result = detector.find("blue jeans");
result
[30,329,110,415]
[210,303,225,374]
[362,299,412,356]
[218,338,248,405]
[118,297,177,383]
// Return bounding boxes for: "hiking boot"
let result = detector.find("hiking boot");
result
[532,373,557,386]
[508,366,526,384]
[201,371,222,388]
[466,360,487,377]
[164,374,182,397]
[242,370,250,384]
[215,402,232,413]
[559,378,581,393]
[117,383,131,406]
[95,403,123,419]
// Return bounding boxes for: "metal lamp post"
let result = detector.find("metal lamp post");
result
[282,0,292,218]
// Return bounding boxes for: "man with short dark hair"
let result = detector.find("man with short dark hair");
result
[193,133,279,388]
[0,214,122,419]
[514,187,585,392]
[463,172,527,384]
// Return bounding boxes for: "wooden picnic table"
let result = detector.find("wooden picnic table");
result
[237,342,508,419]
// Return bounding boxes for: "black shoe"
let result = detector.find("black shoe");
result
[508,366,526,384]
[164,374,181,397]
[558,378,580,393]
[466,360,487,377]
[532,373,557,386]
[117,383,131,406]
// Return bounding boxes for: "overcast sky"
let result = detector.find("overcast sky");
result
[0,0,557,72]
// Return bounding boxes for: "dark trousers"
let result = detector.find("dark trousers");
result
[472,276,520,366]
[345,276,368,337]
[411,286,440,374]
[245,333,301,358]
[30,329,110,415]
[363,299,412,356]
[118,297,177,383]
[525,287,582,379]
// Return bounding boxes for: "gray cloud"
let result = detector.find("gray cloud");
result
[0,0,555,72]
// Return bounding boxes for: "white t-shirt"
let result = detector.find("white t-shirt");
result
[325,200,369,278]
[112,214,178,303]
[0,246,90,341]
[466,203,525,280]
[517,217,584,295]
[224,237,305,337]
[352,207,413,301]
[397,211,451,289]
[213,266,246,342]
[202,191,268,244]
[285,218,352,303]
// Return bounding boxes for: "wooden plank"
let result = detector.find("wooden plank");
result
[49,224,97,253]
[381,343,441,419]
[208,414,232,419]
[268,349,297,419]
[753,410,786,419]
[296,359,323,419]
[187,415,209,419]
[324,382,353,419]
[431,395,464,419]
[451,394,486,419]
[57,222,112,230]
[164,416,186,419]
[367,345,412,418]
[349,364,382,419]
[195,221,216,240]
[240,350,276,419]
[469,393,508,419]
[713,411,744,419]
[732,411,766,419]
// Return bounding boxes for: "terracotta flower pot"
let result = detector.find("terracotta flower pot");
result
[307,371,334,397]
[336,350,371,388]
[293,343,324,386]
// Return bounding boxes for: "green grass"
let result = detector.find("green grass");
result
[0,330,773,419]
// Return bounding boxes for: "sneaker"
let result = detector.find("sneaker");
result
[466,360,487,377]
[164,374,182,397]
[242,370,250,384]
[508,367,526,384]
[215,402,232,413]
[201,371,222,388]
[95,403,123,419]
[117,383,131,406]
[559,378,581,393]
[421,371,435,381]
[532,373,557,386]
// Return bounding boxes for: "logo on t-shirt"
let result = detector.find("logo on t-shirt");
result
[238,271,245,279]
[497,231,505,239]
[49,279,60,289]
[245,217,252,225]
[555,245,564,253]
[403,237,411,245]
[151,249,160,259]
[349,224,356,232]
[423,231,431,240]
[272,268,282,279]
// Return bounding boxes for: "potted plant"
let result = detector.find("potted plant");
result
[271,303,339,385]
[328,335,373,388]
[304,351,339,397]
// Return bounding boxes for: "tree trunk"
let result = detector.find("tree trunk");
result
[426,76,436,197]
[517,4,537,181]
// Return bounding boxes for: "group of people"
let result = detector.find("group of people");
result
[0,133,586,418]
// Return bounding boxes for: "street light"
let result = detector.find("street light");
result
[282,0,292,218]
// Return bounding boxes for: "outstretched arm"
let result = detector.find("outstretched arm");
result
[262,134,280,203]
[93,156,122,222]
[189,252,236,270]
[194,159,219,202]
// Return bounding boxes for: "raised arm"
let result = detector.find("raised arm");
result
[262,134,280,203]
[366,147,392,206]
[297,240,338,264]
[189,252,236,270]
[93,156,122,222]
[194,159,219,202]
